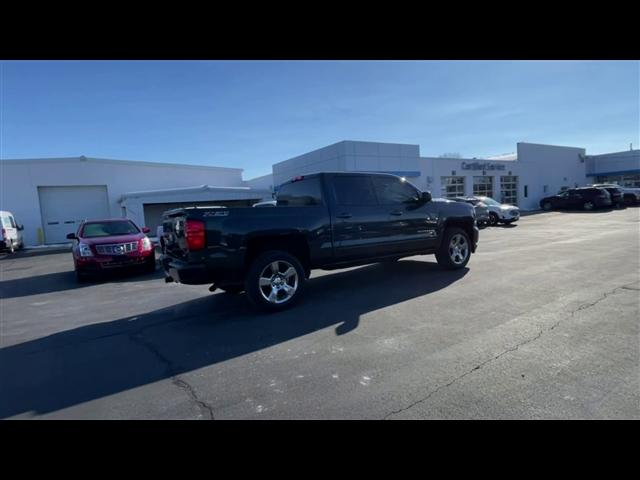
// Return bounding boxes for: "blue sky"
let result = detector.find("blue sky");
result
[1,60,638,179]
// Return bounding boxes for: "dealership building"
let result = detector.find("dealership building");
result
[1,140,638,246]
[272,140,640,209]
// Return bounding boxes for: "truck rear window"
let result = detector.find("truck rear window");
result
[332,176,378,206]
[277,178,323,206]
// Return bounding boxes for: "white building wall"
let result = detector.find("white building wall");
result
[516,143,587,209]
[272,140,421,187]
[0,157,245,246]
[245,173,275,193]
[273,142,347,186]
[586,150,640,177]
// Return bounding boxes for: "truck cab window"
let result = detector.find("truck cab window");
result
[276,177,323,206]
[372,176,420,205]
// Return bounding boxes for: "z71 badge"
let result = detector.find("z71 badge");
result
[202,210,229,217]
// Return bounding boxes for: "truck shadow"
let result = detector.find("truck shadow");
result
[0,259,467,418]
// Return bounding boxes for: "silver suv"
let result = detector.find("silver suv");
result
[474,196,520,225]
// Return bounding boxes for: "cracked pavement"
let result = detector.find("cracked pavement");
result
[1,208,639,419]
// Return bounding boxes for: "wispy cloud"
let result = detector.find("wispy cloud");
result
[434,100,495,116]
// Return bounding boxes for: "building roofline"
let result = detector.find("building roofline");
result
[586,149,640,158]
[247,173,274,182]
[118,184,270,202]
[0,156,243,172]
[517,142,585,150]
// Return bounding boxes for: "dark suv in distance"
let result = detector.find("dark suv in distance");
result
[590,184,626,208]
[540,187,612,211]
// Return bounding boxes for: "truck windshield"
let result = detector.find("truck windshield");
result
[81,221,139,237]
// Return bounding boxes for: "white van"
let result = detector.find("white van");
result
[0,211,24,253]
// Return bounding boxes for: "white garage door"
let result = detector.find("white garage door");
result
[38,186,110,244]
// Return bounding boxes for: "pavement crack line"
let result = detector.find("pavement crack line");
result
[383,282,638,420]
[129,330,216,420]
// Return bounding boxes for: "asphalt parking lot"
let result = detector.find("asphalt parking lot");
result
[1,208,639,419]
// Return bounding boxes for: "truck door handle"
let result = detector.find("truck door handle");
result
[390,211,403,216]
[336,213,352,219]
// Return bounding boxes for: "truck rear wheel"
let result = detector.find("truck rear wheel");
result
[435,227,471,270]
[245,250,306,311]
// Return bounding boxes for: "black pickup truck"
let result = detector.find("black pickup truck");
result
[161,172,478,311]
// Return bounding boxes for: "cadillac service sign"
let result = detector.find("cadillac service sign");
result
[461,161,506,171]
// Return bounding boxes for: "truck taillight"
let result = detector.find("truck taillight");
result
[185,220,205,251]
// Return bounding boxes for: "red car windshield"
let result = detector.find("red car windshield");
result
[81,221,139,238]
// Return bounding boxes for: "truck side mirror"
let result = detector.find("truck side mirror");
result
[142,227,151,233]
[66,233,77,240]
[18,225,24,231]
[422,191,432,203]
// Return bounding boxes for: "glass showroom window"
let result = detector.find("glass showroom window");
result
[500,175,518,205]
[473,176,493,198]
[594,174,640,187]
[621,174,640,187]
[441,176,465,198]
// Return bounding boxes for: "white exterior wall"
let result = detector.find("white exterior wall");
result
[245,173,275,193]
[0,157,245,246]
[515,143,587,209]
[586,150,640,177]
[273,142,347,186]
[272,140,421,187]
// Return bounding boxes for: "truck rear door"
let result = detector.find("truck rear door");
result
[328,174,393,262]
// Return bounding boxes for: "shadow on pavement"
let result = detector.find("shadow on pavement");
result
[491,223,518,228]
[0,259,467,418]
[1,247,72,260]
[0,267,165,299]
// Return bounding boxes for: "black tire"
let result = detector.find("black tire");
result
[435,227,471,270]
[583,201,595,211]
[8,242,15,254]
[245,250,306,312]
[542,202,552,211]
[219,285,244,294]
[489,212,499,226]
[142,255,156,273]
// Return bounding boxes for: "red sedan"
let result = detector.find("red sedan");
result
[67,219,156,282]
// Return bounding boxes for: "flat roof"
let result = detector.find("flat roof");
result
[118,184,270,202]
[0,156,243,172]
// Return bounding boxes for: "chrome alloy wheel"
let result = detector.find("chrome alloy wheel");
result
[448,233,469,265]
[258,260,298,304]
